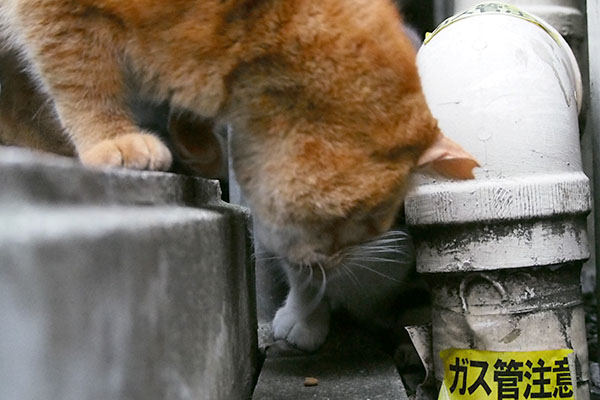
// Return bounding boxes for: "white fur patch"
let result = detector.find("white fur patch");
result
[272,295,330,352]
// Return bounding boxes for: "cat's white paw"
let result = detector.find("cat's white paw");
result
[80,133,172,171]
[272,303,329,352]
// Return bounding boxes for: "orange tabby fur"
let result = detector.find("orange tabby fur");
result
[0,48,74,155]
[1,0,477,265]
[0,46,227,178]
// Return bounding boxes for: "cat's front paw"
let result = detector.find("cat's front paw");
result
[80,133,172,171]
[272,303,330,352]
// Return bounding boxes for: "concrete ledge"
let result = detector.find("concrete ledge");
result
[252,316,408,400]
[0,146,221,207]
[0,146,257,400]
[253,352,406,400]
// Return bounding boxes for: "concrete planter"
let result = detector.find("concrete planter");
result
[0,148,258,400]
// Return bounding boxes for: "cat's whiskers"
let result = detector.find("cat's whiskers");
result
[297,263,314,291]
[340,264,362,289]
[376,230,409,238]
[335,228,411,282]
[364,238,408,245]
[335,239,405,265]
[360,251,408,258]
[372,231,409,240]
[315,262,327,306]
[251,251,282,262]
[343,261,401,282]
[298,263,327,317]
[31,96,54,121]
[342,229,410,258]
[359,243,398,249]
[252,255,281,262]
[347,255,402,264]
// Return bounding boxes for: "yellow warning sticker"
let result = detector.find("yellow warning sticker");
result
[438,348,575,400]
[424,2,563,45]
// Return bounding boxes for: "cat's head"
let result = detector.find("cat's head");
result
[226,90,477,268]
[165,4,472,268]
[220,5,478,268]
[239,124,476,267]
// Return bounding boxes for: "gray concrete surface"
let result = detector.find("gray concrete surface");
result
[253,351,406,400]
[252,315,409,400]
[0,146,258,400]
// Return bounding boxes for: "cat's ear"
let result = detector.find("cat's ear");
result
[168,111,226,179]
[416,132,479,179]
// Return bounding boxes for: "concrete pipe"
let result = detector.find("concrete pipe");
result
[407,3,591,399]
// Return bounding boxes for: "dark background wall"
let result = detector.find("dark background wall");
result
[395,0,435,37]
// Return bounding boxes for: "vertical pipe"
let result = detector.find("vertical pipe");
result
[453,0,586,62]
[409,3,591,398]
[586,0,600,364]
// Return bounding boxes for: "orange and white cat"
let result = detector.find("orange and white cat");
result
[1,0,477,350]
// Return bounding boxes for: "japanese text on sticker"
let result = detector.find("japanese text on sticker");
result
[439,349,575,400]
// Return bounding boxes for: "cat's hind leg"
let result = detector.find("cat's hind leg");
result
[273,263,330,352]
[8,1,171,170]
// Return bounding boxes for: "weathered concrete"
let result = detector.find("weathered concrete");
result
[253,351,405,400]
[0,146,221,207]
[252,316,409,400]
[0,146,258,400]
